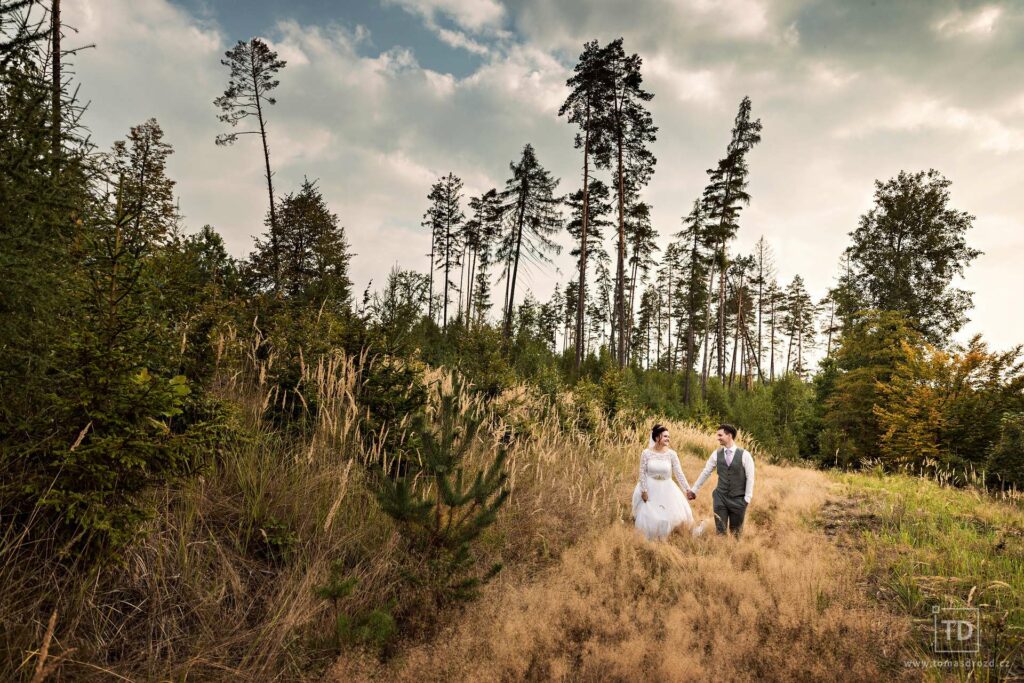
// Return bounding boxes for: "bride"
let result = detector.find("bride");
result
[631,424,702,540]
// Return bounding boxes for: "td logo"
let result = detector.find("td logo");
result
[933,606,980,654]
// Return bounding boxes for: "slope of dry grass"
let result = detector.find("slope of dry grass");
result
[331,437,914,682]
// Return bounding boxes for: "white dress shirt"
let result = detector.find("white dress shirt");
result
[691,445,755,504]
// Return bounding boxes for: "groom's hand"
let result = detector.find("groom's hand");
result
[686,489,696,500]
[641,491,648,502]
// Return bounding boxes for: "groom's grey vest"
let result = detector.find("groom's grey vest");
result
[715,447,747,499]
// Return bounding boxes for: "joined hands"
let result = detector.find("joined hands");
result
[686,489,696,500]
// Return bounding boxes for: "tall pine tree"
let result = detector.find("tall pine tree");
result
[214,38,287,290]
[497,143,563,338]
[422,172,465,330]
[702,96,762,381]
[606,38,657,368]
[559,39,615,370]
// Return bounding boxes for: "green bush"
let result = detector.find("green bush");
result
[988,412,1024,490]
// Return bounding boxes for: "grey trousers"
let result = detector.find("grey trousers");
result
[712,490,748,536]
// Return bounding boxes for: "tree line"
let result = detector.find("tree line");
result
[3,4,1022,568]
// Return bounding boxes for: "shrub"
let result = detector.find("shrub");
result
[988,412,1024,490]
[372,374,509,614]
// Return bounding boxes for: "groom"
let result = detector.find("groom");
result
[686,424,755,537]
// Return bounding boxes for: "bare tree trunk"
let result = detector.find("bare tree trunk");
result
[656,292,662,368]
[785,328,793,375]
[615,133,627,368]
[738,322,763,389]
[503,191,527,338]
[665,267,673,373]
[700,263,715,399]
[576,108,591,371]
[456,243,467,324]
[797,313,804,377]
[626,257,642,362]
[428,233,435,324]
[825,297,835,359]
[756,252,764,382]
[501,254,512,327]
[717,241,727,381]
[442,204,453,329]
[769,292,776,381]
[684,312,695,404]
[50,0,61,169]
[729,278,742,387]
[252,51,280,291]
[465,246,476,325]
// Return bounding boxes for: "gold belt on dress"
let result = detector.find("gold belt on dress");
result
[651,474,667,480]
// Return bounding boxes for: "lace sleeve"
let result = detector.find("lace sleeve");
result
[639,449,650,493]
[671,450,690,490]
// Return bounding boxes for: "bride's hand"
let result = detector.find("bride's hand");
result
[641,491,648,502]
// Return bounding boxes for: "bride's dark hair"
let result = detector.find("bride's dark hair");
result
[651,424,668,441]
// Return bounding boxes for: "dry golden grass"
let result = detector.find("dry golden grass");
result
[330,430,915,682]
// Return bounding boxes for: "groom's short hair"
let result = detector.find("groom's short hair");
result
[718,423,738,438]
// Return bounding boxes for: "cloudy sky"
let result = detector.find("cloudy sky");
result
[65,0,1024,350]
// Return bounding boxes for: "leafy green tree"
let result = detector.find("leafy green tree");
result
[843,169,981,344]
[368,266,430,355]
[631,283,660,369]
[874,337,1024,479]
[989,412,1024,490]
[656,241,683,373]
[566,178,612,351]
[750,236,776,380]
[5,120,225,555]
[150,224,240,384]
[673,199,713,402]
[0,32,91,455]
[1,2,51,66]
[780,275,816,378]
[820,310,921,467]
[726,253,756,387]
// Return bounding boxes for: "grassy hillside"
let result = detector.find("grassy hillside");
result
[6,335,1021,681]
[829,470,1023,680]
[331,434,1024,681]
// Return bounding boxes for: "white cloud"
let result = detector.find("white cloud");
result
[434,26,491,54]
[382,0,508,54]
[934,4,1004,38]
[835,96,1024,154]
[807,62,858,91]
[684,0,772,39]
[645,54,727,106]
[384,0,506,32]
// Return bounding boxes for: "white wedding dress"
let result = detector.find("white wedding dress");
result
[631,447,696,540]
